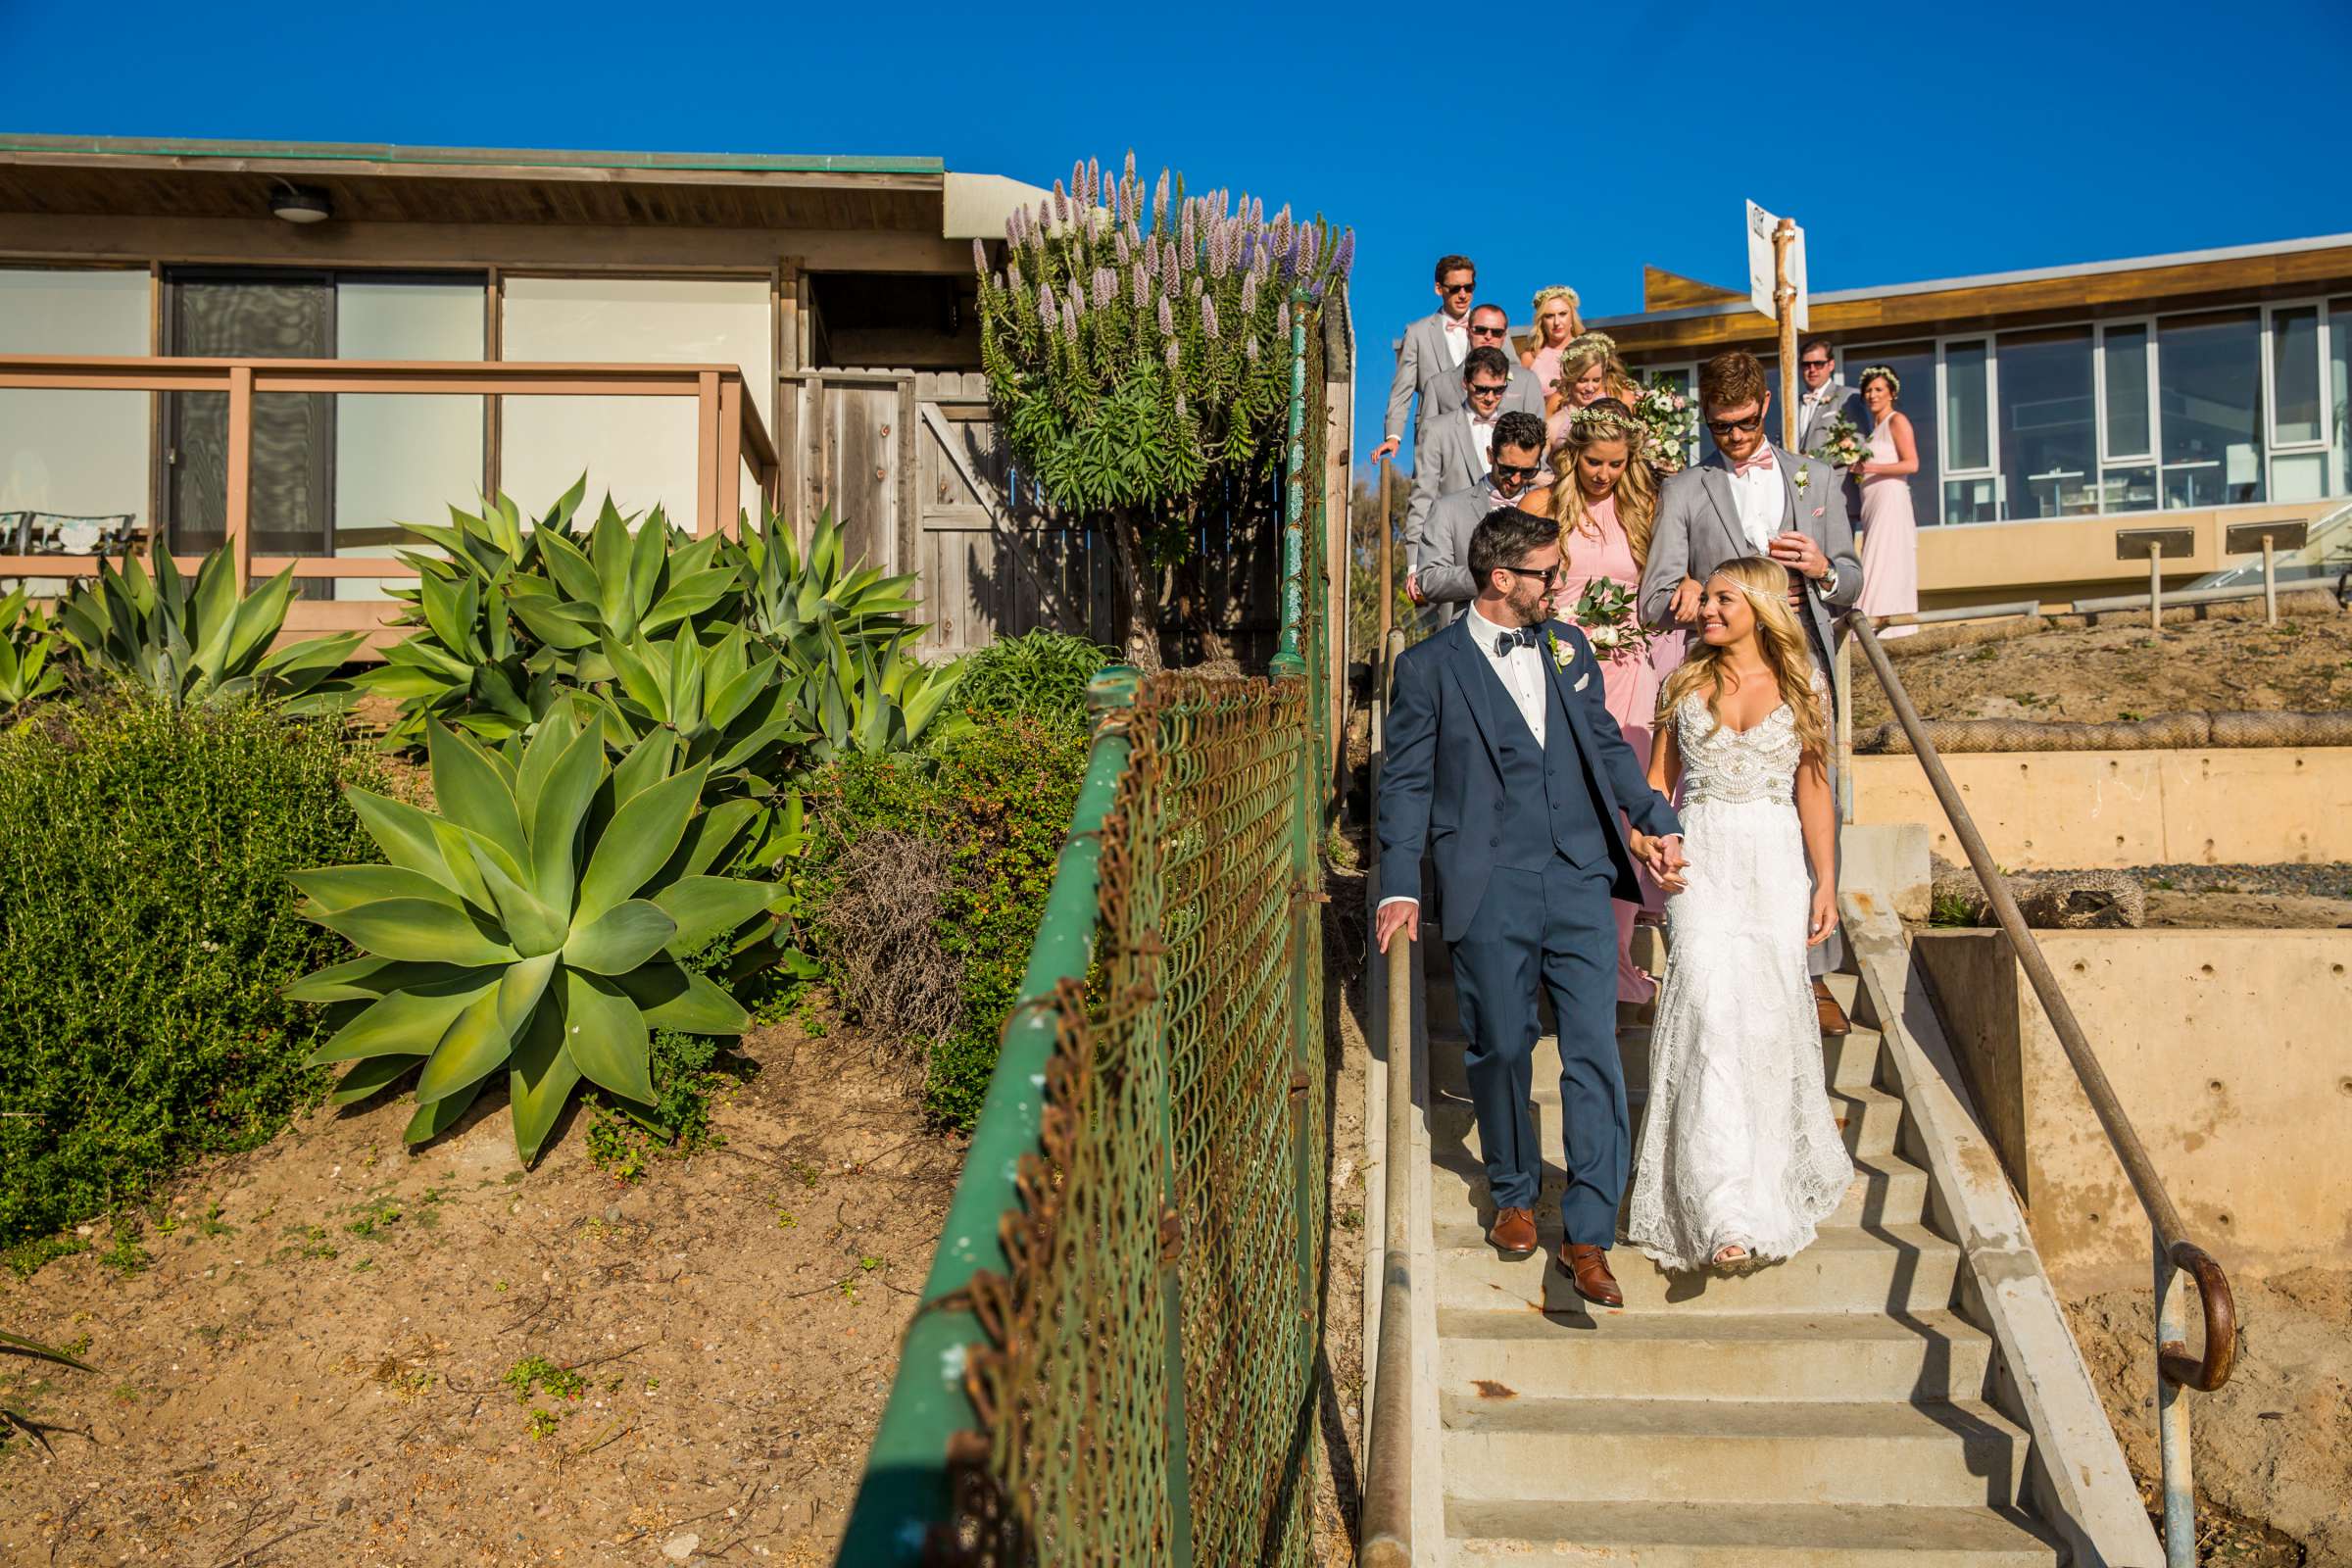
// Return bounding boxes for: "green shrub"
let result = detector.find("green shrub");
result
[952,630,1108,735]
[810,715,1090,1127]
[0,698,384,1250]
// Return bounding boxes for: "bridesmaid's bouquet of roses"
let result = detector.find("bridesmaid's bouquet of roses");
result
[1633,380,1697,473]
[1567,578,1651,660]
[1811,414,1868,471]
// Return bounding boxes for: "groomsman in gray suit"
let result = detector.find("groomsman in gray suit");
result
[1404,347,1516,557]
[1638,349,1862,1018]
[1459,305,1547,421]
[1792,338,1865,523]
[1373,254,1479,464]
[1410,410,1547,623]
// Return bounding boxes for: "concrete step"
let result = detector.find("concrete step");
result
[1421,965,1860,1035]
[1433,1135,1934,1232]
[1438,1305,1993,1403]
[1429,1024,1883,1103]
[1433,1223,1963,1316]
[1441,1394,2034,1509]
[1446,1499,2060,1566]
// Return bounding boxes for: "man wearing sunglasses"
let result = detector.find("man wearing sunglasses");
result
[1411,409,1547,624]
[1377,506,1685,1306]
[1793,338,1864,524]
[1404,346,1518,559]
[1435,304,1547,420]
[1374,254,1479,465]
[1638,347,1862,1023]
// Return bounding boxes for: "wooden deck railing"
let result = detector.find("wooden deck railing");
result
[0,354,779,635]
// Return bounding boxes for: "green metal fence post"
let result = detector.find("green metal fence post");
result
[1271,291,1311,687]
[834,663,1141,1566]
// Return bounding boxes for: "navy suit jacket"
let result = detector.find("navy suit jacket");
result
[1379,614,1682,943]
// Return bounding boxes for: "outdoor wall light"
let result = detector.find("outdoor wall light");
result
[270,184,332,224]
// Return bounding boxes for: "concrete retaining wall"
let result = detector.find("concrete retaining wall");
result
[1852,748,2352,869]
[1914,928,2352,1291]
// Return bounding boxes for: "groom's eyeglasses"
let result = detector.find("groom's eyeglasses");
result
[1705,413,1765,436]
[1500,564,1562,585]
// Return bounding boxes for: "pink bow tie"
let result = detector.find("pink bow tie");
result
[1732,448,1777,476]
[1442,316,1467,336]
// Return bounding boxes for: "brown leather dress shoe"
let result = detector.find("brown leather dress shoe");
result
[1487,1206,1538,1255]
[1812,977,1851,1038]
[1558,1243,1624,1307]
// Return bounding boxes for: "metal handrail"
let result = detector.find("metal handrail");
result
[1846,612,2236,1568]
[1359,626,1414,1567]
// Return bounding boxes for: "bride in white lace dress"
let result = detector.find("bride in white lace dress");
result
[1627,556,1853,1273]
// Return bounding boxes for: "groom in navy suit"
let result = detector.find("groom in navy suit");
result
[1376,508,1685,1307]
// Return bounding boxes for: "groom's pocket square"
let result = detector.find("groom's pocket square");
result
[1573,673,1591,692]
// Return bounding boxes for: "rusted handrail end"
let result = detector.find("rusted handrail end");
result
[2160,1241,2238,1393]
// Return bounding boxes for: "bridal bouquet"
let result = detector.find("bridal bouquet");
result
[1811,414,1868,471]
[1568,577,1651,660]
[1633,380,1697,473]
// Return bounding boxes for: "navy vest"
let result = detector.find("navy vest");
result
[1478,653,1610,873]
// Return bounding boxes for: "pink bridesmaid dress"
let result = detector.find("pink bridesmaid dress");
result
[1857,420,1920,638]
[1556,493,1666,1002]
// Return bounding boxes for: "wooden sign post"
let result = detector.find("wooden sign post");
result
[1745,200,1809,448]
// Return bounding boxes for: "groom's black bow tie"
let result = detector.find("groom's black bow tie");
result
[1492,627,1539,657]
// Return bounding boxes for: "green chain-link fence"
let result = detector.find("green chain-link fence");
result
[835,297,1335,1568]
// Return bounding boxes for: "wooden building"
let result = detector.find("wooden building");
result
[1573,232,2352,610]
[0,133,1352,665]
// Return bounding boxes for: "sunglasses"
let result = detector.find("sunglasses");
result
[1493,462,1542,480]
[1800,359,1833,370]
[1466,381,1509,398]
[1442,281,1476,294]
[1500,564,1562,585]
[1705,413,1764,436]
[1469,322,1508,335]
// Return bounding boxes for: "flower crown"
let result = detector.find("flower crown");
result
[1567,404,1641,441]
[1532,283,1581,311]
[1562,330,1618,364]
[1858,364,1902,396]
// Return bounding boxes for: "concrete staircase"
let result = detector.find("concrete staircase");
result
[1418,958,2066,1566]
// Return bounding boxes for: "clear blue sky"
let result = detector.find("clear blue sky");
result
[10,0,2349,476]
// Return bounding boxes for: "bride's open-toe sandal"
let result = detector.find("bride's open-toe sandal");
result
[1710,1242,1764,1277]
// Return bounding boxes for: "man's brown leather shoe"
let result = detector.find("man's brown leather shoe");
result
[1813,977,1851,1038]
[1559,1243,1624,1307]
[1487,1206,1538,1255]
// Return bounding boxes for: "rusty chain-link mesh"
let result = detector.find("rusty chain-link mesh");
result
[945,673,1327,1567]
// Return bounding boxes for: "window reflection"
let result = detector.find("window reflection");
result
[2159,310,2263,508]
[1998,327,2096,518]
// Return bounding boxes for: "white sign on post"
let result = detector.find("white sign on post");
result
[1744,199,1809,332]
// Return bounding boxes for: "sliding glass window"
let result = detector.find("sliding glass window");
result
[2266,305,2328,502]
[2158,309,2263,509]
[1940,339,1997,524]
[1996,327,2096,519]
[334,279,485,601]
[2096,323,2158,514]
[2331,299,2352,500]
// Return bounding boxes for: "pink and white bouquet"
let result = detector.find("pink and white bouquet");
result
[1811,414,1868,471]
[1567,577,1651,661]
[1633,380,1697,474]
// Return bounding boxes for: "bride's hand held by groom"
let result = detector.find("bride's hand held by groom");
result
[1629,829,1688,894]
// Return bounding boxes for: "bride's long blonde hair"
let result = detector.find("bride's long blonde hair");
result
[1657,556,1828,760]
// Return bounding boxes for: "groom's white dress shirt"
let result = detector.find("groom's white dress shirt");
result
[1726,452,1789,553]
[1465,603,1546,746]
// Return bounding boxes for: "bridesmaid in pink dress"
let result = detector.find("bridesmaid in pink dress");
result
[1523,285,1582,420]
[1529,397,1668,1004]
[1853,366,1921,639]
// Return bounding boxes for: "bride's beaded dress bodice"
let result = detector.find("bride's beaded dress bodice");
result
[1673,692,1799,808]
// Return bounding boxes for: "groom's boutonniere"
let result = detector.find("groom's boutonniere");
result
[1543,626,1576,670]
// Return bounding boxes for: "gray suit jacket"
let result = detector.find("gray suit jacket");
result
[1410,481,1503,620]
[1795,382,1867,522]
[1637,443,1863,662]
[1404,411,1494,552]
[1384,313,1467,448]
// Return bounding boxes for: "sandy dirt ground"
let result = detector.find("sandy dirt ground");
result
[2067,1267,2351,1567]
[1314,848,1373,1565]
[1854,595,2352,728]
[0,1011,961,1568]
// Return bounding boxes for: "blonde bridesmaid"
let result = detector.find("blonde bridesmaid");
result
[1524,285,1583,417]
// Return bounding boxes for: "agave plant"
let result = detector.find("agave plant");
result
[0,587,62,715]
[724,507,923,659]
[788,624,970,762]
[55,549,362,710]
[287,717,773,1164]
